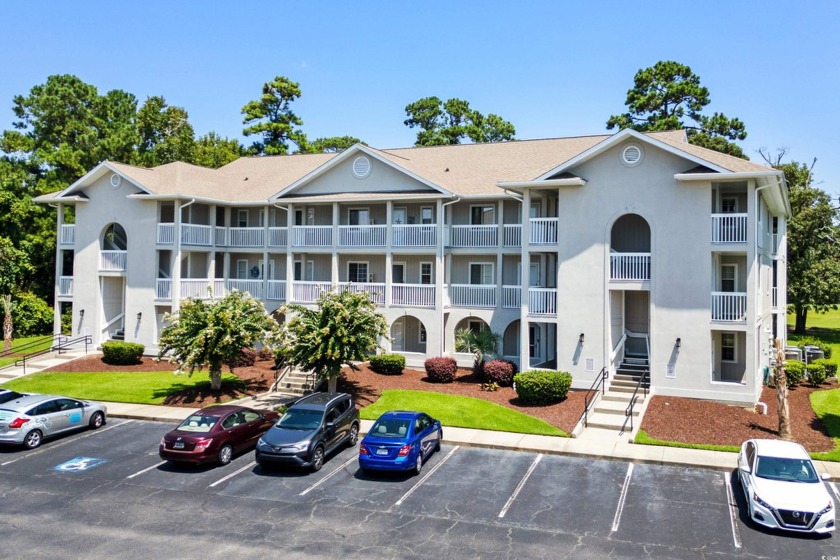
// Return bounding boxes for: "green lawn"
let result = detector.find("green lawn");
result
[810,388,840,462]
[360,389,567,437]
[0,371,243,405]
[0,335,57,368]
[787,309,840,365]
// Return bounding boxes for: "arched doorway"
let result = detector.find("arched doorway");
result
[391,316,427,353]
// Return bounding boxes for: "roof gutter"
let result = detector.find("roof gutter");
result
[496,178,587,190]
[673,171,781,182]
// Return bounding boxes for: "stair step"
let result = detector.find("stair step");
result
[594,400,640,416]
[583,411,630,430]
[613,373,645,383]
[602,392,646,404]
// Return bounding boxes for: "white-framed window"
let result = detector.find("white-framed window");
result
[259,259,275,280]
[721,197,737,213]
[471,204,495,225]
[420,262,433,285]
[721,332,736,363]
[236,259,248,279]
[419,323,427,344]
[294,260,314,281]
[470,262,494,285]
[348,262,369,283]
[529,203,540,219]
[420,207,433,225]
[721,264,737,292]
[392,262,406,284]
[529,324,540,359]
[468,319,487,335]
[348,208,369,226]
[306,208,315,225]
[392,207,407,225]
[237,210,248,228]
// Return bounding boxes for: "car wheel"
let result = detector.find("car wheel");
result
[414,455,423,476]
[89,411,105,429]
[348,423,359,447]
[311,445,325,472]
[434,431,442,452]
[23,430,42,450]
[218,444,233,466]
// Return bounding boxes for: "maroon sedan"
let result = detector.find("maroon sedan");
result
[159,405,279,466]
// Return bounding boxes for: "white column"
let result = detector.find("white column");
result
[172,199,183,311]
[436,198,446,355]
[286,204,295,301]
[520,189,531,371]
[53,203,64,334]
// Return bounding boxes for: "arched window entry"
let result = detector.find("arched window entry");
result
[610,214,650,281]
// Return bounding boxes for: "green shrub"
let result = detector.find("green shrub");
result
[483,359,517,386]
[783,361,805,386]
[11,292,53,336]
[513,370,573,405]
[812,358,837,378]
[806,362,827,386]
[102,341,145,365]
[424,357,457,383]
[369,353,406,375]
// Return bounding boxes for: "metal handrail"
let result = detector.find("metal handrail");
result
[0,333,67,358]
[12,335,92,376]
[623,369,649,433]
[270,364,292,393]
[581,367,608,427]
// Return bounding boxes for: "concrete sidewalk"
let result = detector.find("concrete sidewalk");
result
[102,396,840,481]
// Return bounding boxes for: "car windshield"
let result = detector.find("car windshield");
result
[0,409,15,422]
[277,409,323,430]
[370,418,411,438]
[177,414,218,433]
[0,391,24,404]
[755,456,819,483]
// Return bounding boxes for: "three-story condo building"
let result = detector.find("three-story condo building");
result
[37,128,789,405]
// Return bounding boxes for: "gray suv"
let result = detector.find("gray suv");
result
[255,392,359,472]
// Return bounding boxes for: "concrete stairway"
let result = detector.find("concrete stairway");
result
[0,349,92,381]
[271,368,320,396]
[583,359,649,432]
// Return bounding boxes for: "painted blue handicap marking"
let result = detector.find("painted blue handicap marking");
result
[69,412,83,424]
[54,457,108,473]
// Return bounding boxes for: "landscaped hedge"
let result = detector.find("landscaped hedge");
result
[369,353,406,375]
[812,358,837,378]
[513,370,572,405]
[424,357,457,383]
[483,359,518,387]
[806,362,827,386]
[783,361,805,386]
[102,341,145,365]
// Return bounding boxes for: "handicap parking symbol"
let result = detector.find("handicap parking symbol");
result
[54,457,108,473]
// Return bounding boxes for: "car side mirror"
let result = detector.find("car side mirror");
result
[821,473,831,481]
[325,421,335,430]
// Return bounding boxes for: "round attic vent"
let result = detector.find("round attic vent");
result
[352,156,371,179]
[110,174,122,188]
[621,145,644,166]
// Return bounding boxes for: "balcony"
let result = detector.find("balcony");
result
[711,292,747,322]
[292,281,332,303]
[338,282,386,305]
[268,227,288,247]
[338,225,386,248]
[267,280,286,301]
[610,253,651,281]
[711,214,747,243]
[292,226,332,247]
[156,279,172,300]
[60,224,76,245]
[502,285,521,308]
[181,224,213,246]
[100,250,127,272]
[393,224,436,247]
[448,284,496,307]
[503,225,522,247]
[449,225,498,248]
[392,284,435,307]
[227,279,263,299]
[228,228,264,248]
[528,287,557,315]
[180,279,225,299]
[58,276,73,297]
[530,218,559,244]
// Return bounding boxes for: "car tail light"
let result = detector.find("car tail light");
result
[397,445,411,457]
[160,437,166,446]
[194,438,213,452]
[8,417,29,429]
[359,444,369,456]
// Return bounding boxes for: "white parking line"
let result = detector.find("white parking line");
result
[299,455,358,496]
[393,445,459,508]
[498,454,542,518]
[126,460,168,480]
[208,461,256,488]
[723,474,743,549]
[610,463,633,532]
[0,420,133,466]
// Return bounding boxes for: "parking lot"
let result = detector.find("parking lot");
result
[0,418,837,559]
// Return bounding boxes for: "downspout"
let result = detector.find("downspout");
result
[440,197,461,356]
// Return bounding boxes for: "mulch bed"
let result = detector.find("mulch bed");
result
[42,354,838,451]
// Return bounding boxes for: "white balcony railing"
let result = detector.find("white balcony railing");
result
[293,226,332,247]
[610,253,651,281]
[711,292,747,321]
[60,224,76,245]
[227,279,263,299]
[292,281,332,303]
[772,287,780,309]
[392,283,435,307]
[180,279,225,300]
[156,279,172,300]
[502,285,521,308]
[181,224,213,246]
[228,227,264,248]
[58,276,73,297]
[215,226,227,246]
[339,225,386,247]
[711,214,748,243]
[528,287,557,315]
[448,284,496,307]
[100,250,127,271]
[157,223,175,244]
[393,224,436,247]
[267,280,286,301]
[449,225,498,248]
[338,282,386,305]
[503,224,522,247]
[269,227,288,247]
[530,218,559,244]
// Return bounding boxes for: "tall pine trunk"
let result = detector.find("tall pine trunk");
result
[2,295,12,352]
[794,305,808,334]
[774,341,792,440]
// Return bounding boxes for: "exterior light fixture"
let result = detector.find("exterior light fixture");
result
[137,312,142,321]
[79,309,84,318]
[676,337,681,348]
[579,333,584,344]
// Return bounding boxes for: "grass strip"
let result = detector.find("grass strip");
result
[634,429,739,453]
[809,388,840,462]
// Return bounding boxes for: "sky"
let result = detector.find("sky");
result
[1,1,838,199]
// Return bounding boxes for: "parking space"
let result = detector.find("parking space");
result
[2,419,839,558]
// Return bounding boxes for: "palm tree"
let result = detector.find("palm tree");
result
[454,327,501,377]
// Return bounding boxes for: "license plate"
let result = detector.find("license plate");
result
[376,448,388,456]
[173,442,185,449]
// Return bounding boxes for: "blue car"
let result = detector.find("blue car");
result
[359,411,442,475]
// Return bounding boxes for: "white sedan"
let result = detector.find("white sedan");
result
[737,439,835,534]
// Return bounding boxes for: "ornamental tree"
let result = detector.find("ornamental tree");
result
[157,290,279,391]
[404,96,516,146]
[280,289,389,394]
